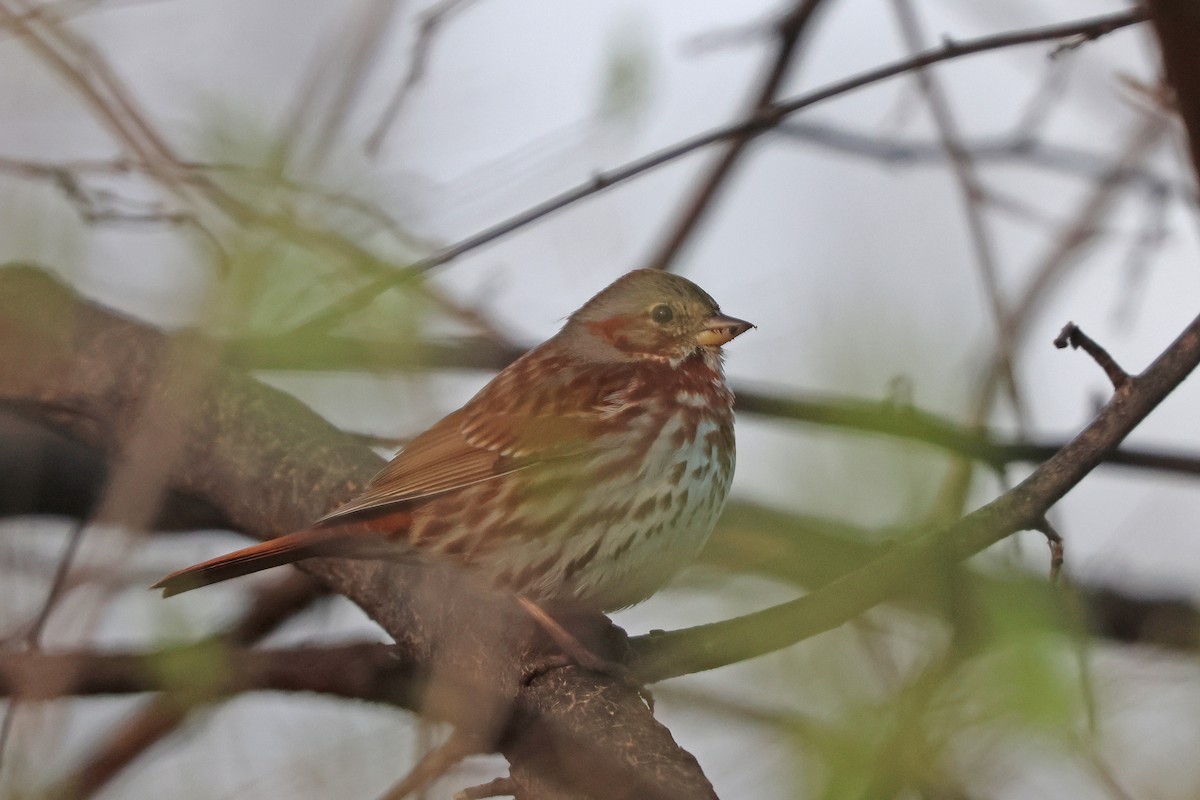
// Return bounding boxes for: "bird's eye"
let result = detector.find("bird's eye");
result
[650,304,674,324]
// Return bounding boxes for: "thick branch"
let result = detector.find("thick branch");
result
[5,422,1195,658]
[0,265,713,800]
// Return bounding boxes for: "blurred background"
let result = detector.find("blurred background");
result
[2,0,1199,797]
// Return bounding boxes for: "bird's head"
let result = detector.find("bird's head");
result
[563,269,753,365]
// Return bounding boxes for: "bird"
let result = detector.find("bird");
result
[154,269,753,613]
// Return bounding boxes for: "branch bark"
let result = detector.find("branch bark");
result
[0,265,715,800]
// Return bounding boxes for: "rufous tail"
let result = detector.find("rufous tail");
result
[153,527,365,597]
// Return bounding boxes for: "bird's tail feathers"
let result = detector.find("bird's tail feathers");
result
[152,526,384,597]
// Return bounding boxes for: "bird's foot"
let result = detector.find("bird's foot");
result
[516,597,654,711]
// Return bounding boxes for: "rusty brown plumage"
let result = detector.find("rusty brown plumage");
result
[154,269,753,611]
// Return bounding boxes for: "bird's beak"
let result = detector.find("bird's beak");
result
[694,313,755,347]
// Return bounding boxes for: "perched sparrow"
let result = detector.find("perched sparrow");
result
[155,269,752,612]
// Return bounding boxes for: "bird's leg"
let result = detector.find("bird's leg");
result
[516,596,654,710]
[378,727,482,800]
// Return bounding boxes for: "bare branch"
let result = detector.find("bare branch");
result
[62,572,327,799]
[632,305,1200,681]
[891,0,1025,425]
[365,0,483,156]
[774,120,1192,201]
[644,0,829,272]
[0,267,715,800]
[290,8,1147,336]
[0,642,417,703]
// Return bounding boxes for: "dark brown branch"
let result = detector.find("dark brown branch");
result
[0,265,713,800]
[0,643,715,800]
[1147,0,1200,179]
[0,404,230,530]
[290,8,1146,336]
[644,0,828,272]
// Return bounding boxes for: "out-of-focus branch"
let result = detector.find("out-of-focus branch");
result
[0,641,416,703]
[365,0,483,156]
[272,3,400,174]
[290,8,1147,336]
[930,112,1169,519]
[0,156,437,250]
[0,266,715,800]
[704,502,1200,653]
[644,0,829,272]
[62,572,328,799]
[11,347,1200,537]
[891,0,1026,436]
[775,121,1191,200]
[6,374,1200,657]
[0,405,231,530]
[0,5,437,290]
[733,388,1200,477]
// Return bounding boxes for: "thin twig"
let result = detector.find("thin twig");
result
[930,113,1169,522]
[986,116,1166,401]
[1113,181,1171,326]
[1033,518,1065,583]
[289,7,1147,337]
[633,304,1200,681]
[1054,322,1131,389]
[365,0,483,156]
[891,0,1026,426]
[644,0,828,272]
[773,120,1191,200]
[0,520,86,773]
[272,2,401,174]
[0,642,415,701]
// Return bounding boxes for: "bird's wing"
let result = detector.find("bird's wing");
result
[317,399,616,525]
